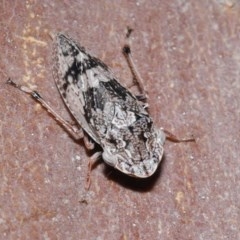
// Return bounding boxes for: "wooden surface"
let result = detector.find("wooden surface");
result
[1,1,240,239]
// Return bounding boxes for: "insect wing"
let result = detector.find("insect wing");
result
[53,33,165,178]
[53,33,109,143]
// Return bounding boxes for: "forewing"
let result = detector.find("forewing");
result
[53,33,138,144]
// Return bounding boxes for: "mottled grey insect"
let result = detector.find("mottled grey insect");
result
[7,33,194,180]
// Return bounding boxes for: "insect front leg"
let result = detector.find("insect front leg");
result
[6,78,83,140]
[85,151,102,189]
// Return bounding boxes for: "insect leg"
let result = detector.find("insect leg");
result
[83,134,95,150]
[6,78,84,140]
[162,128,195,143]
[122,44,148,100]
[85,151,102,189]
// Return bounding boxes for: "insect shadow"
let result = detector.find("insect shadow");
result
[101,155,166,192]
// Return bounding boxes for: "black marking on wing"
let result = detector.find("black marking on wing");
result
[83,79,137,123]
[101,79,130,101]
[62,54,110,93]
[64,59,79,83]
[84,56,109,72]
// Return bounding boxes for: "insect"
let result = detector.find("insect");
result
[7,33,194,183]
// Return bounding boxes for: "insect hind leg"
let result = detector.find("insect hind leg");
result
[6,78,84,140]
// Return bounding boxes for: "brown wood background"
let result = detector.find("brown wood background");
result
[0,1,239,239]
